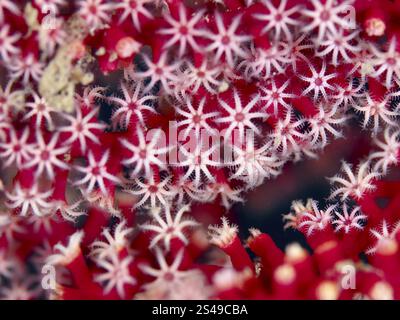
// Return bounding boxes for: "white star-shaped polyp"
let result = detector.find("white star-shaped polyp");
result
[333,204,366,233]
[240,42,291,80]
[8,54,44,84]
[134,52,180,94]
[366,220,400,255]
[0,24,20,63]
[230,139,283,188]
[369,128,400,174]
[140,205,199,251]
[184,60,222,94]
[114,0,153,31]
[370,37,400,88]
[140,247,197,294]
[297,200,334,236]
[159,5,205,57]
[331,79,364,109]
[94,252,136,298]
[259,79,295,114]
[126,175,176,208]
[283,201,307,230]
[308,103,348,147]
[287,34,315,71]
[90,220,133,260]
[177,143,220,187]
[301,0,353,41]
[270,110,307,156]
[120,127,169,178]
[353,94,399,136]
[316,30,361,66]
[0,128,32,168]
[25,133,70,180]
[205,13,252,67]
[78,0,114,32]
[253,0,299,40]
[74,150,121,195]
[215,90,265,142]
[24,92,56,129]
[299,62,336,101]
[208,217,238,247]
[109,81,157,128]
[329,161,380,201]
[58,106,106,153]
[75,86,105,108]
[6,183,54,217]
[176,97,219,139]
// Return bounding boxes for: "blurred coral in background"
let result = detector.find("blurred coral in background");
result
[0,0,400,300]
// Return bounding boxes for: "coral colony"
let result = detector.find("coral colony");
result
[0,0,400,301]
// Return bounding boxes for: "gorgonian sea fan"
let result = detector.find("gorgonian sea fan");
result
[0,0,399,300]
